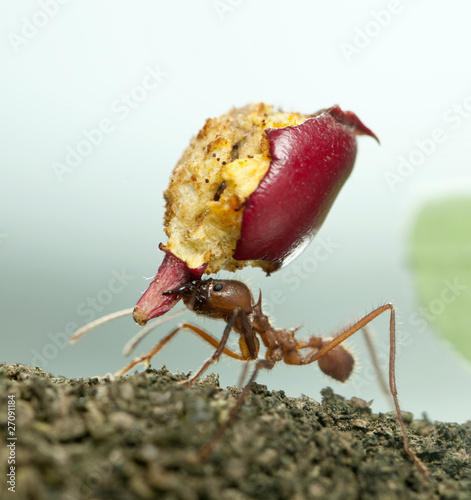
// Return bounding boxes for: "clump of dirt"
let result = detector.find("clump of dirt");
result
[0,363,470,500]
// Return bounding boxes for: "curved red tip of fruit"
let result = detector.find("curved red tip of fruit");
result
[327,106,379,143]
[132,244,206,325]
[233,107,377,267]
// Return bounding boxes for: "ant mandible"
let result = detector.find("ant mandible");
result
[71,277,428,475]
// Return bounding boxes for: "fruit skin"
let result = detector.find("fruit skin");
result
[133,245,206,326]
[133,106,377,325]
[233,106,378,268]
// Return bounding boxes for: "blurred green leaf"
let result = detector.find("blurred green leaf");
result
[409,197,471,362]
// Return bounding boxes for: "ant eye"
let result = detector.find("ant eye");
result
[213,283,223,292]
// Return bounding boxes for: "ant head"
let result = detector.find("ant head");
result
[164,278,253,318]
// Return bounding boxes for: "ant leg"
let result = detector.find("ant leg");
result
[237,361,250,389]
[179,324,245,362]
[198,358,274,461]
[185,307,251,386]
[326,319,390,398]
[115,322,244,377]
[115,325,181,376]
[296,304,429,476]
[361,324,390,400]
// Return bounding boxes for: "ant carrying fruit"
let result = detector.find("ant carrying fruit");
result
[71,104,428,476]
[71,277,428,475]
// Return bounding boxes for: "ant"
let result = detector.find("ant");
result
[71,277,428,475]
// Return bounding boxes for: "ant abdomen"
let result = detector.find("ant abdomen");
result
[308,336,355,382]
[317,343,355,382]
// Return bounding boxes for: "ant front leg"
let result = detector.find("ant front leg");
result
[185,307,255,386]
[292,303,429,476]
[115,322,244,377]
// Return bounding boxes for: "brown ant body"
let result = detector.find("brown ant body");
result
[71,277,428,475]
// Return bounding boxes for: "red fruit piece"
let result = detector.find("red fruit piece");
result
[233,106,378,267]
[134,105,377,324]
[133,244,206,325]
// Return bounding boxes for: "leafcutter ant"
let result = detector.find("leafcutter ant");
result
[71,277,428,475]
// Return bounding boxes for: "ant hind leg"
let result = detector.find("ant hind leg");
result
[293,303,429,476]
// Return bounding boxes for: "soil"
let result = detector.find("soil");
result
[0,363,470,500]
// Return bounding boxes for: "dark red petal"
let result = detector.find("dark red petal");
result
[233,107,376,267]
[133,244,206,325]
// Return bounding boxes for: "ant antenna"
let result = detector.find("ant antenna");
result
[70,306,187,357]
[70,308,134,344]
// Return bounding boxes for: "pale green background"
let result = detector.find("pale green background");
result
[2,1,471,423]
[410,198,471,362]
